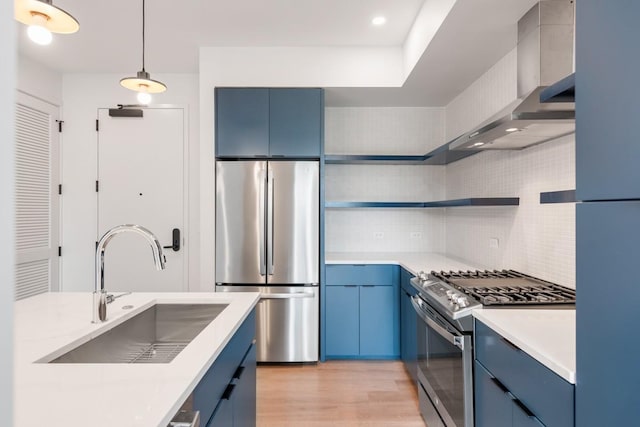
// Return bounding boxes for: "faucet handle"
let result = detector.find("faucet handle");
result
[98,292,107,321]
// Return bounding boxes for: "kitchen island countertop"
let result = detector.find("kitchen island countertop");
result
[15,291,260,427]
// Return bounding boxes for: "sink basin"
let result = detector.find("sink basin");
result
[46,304,228,364]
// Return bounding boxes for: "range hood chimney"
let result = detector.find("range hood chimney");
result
[451,0,575,151]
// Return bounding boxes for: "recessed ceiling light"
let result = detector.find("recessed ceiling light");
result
[505,128,520,133]
[372,16,387,26]
[472,142,485,147]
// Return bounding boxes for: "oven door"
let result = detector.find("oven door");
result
[412,295,474,427]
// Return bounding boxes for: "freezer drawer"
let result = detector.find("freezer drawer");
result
[217,285,319,362]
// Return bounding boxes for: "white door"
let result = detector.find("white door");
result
[97,107,186,292]
[14,92,60,300]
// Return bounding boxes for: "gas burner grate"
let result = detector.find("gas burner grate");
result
[431,269,576,306]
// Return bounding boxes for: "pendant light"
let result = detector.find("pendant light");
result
[120,0,166,104]
[14,0,80,46]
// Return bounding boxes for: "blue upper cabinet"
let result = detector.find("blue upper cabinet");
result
[216,88,269,158]
[215,88,323,159]
[269,89,322,157]
[576,2,640,201]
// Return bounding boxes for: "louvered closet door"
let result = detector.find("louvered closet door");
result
[14,92,59,300]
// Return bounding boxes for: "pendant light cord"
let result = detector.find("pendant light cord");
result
[142,0,146,71]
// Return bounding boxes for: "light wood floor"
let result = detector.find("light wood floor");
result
[256,361,426,427]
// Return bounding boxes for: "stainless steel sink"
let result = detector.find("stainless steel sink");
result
[47,304,228,364]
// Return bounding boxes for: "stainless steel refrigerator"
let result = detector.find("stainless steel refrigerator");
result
[215,160,319,362]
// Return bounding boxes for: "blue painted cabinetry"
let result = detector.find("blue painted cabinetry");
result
[474,320,574,427]
[215,88,322,158]
[193,309,256,427]
[325,265,399,359]
[399,268,417,382]
[576,2,640,426]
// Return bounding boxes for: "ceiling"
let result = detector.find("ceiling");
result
[17,0,538,107]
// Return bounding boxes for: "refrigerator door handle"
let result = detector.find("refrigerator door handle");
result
[267,169,275,276]
[260,292,315,300]
[259,168,267,276]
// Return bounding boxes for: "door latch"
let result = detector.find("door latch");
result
[163,228,181,252]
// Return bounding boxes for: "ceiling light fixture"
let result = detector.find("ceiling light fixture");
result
[372,16,387,26]
[120,0,166,104]
[472,142,485,147]
[15,0,80,46]
[505,127,520,133]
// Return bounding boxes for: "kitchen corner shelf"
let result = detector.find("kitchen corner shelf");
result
[540,73,575,103]
[325,198,519,209]
[540,190,576,204]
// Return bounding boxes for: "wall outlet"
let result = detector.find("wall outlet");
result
[489,238,500,249]
[410,231,423,239]
[374,232,384,239]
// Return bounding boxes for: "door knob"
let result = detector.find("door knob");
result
[163,228,181,251]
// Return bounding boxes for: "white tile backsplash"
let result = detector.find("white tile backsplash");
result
[325,107,447,253]
[325,48,575,289]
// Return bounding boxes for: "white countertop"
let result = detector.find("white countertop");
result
[473,309,576,384]
[14,292,260,427]
[325,251,479,275]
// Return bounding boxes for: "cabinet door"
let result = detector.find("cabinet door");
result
[325,285,359,357]
[513,400,545,427]
[216,88,269,158]
[233,344,257,427]
[400,288,417,381]
[474,361,513,427]
[269,89,322,157]
[207,395,233,427]
[360,285,397,357]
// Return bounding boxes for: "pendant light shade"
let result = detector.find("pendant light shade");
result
[120,0,166,99]
[15,0,79,45]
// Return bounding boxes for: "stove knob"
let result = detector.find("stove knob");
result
[457,297,470,308]
[418,271,428,282]
[446,290,454,299]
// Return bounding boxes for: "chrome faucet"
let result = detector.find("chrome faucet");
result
[94,224,166,323]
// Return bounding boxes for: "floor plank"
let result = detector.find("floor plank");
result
[257,361,426,427]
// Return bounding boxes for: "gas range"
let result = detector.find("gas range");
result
[410,269,576,330]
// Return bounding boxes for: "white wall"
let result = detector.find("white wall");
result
[0,1,15,420]
[17,55,62,105]
[325,107,447,253]
[61,73,201,291]
[444,49,575,288]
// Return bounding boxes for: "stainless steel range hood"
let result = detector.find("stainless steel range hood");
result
[451,0,575,151]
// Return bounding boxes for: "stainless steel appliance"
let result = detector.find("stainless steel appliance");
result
[215,160,319,362]
[411,269,576,427]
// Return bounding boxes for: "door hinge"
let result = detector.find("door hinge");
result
[95,119,99,132]
[95,180,99,192]
[58,246,62,257]
[56,120,64,133]
[58,184,62,195]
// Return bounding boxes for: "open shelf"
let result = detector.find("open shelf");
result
[326,198,519,209]
[540,190,576,204]
[540,73,575,103]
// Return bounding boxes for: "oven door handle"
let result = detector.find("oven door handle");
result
[410,296,465,350]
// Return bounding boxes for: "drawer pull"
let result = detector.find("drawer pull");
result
[501,337,522,352]
[514,398,536,418]
[490,377,510,394]
[221,384,236,400]
[233,366,245,380]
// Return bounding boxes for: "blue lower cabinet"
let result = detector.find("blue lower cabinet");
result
[399,268,417,382]
[325,285,359,357]
[194,309,256,427]
[360,285,397,357]
[475,361,513,427]
[325,264,399,359]
[474,319,574,427]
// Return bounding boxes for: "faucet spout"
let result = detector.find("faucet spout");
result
[94,224,166,323]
